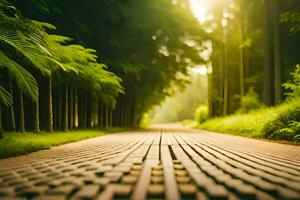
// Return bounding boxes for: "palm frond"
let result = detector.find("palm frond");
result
[0,85,12,106]
[0,50,38,101]
[32,20,57,30]
[0,29,52,75]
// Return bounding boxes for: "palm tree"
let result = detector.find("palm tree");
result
[0,4,63,134]
[0,84,12,138]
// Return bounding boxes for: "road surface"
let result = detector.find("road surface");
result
[0,128,300,200]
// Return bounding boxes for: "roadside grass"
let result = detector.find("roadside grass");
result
[196,99,300,142]
[0,129,124,158]
[197,110,273,138]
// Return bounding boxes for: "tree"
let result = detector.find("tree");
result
[12,0,206,126]
[0,1,123,136]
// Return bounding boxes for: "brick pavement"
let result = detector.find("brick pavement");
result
[0,129,299,200]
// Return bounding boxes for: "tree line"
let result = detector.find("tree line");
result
[0,1,124,138]
[205,0,300,116]
[3,0,298,135]
[0,0,205,137]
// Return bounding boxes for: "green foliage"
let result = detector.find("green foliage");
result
[194,105,208,124]
[0,4,52,102]
[199,111,269,138]
[281,11,300,35]
[263,99,300,141]
[0,85,12,106]
[45,34,123,105]
[12,0,205,124]
[0,2,123,114]
[0,51,38,101]
[237,88,262,114]
[0,5,65,76]
[283,64,300,98]
[199,99,300,142]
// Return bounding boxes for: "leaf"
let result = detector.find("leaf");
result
[0,51,38,101]
[0,85,12,106]
[0,29,51,75]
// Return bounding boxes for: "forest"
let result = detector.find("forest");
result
[0,0,300,142]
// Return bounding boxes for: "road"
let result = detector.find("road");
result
[0,128,300,200]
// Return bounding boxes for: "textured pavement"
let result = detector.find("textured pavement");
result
[0,129,300,200]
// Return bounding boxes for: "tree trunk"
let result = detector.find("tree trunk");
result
[63,84,69,131]
[47,77,53,132]
[120,98,125,126]
[48,76,53,132]
[38,76,53,132]
[223,39,228,115]
[272,0,282,104]
[58,86,62,130]
[245,49,250,80]
[239,5,245,97]
[207,68,213,117]
[263,0,273,106]
[74,87,78,128]
[69,86,74,130]
[83,92,87,128]
[78,92,84,129]
[210,41,220,117]
[124,99,129,126]
[219,53,224,114]
[86,94,92,128]
[109,105,113,128]
[34,100,40,133]
[0,104,3,139]
[98,102,103,129]
[105,104,109,129]
[18,90,25,132]
[9,80,16,131]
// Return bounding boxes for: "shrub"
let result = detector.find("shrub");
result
[295,134,300,142]
[194,105,208,124]
[263,99,300,141]
[283,64,300,98]
[262,64,300,141]
[198,99,300,142]
[237,88,262,114]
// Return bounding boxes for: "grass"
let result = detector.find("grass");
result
[0,129,113,158]
[197,109,275,138]
[196,99,300,142]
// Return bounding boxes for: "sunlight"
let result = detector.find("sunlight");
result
[189,0,207,24]
[189,0,213,24]
[191,65,208,75]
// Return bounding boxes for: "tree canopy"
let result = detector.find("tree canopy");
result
[1,0,300,136]
[10,0,206,125]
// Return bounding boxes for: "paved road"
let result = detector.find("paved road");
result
[0,129,300,200]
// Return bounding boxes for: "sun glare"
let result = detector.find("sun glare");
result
[191,65,208,75]
[189,0,210,24]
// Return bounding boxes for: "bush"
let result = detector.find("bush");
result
[237,88,262,114]
[283,64,300,98]
[198,99,300,142]
[194,105,208,124]
[263,99,300,141]
[262,64,300,141]
[295,134,300,142]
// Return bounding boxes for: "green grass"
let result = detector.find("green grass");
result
[0,130,107,158]
[198,109,275,138]
[197,99,300,142]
